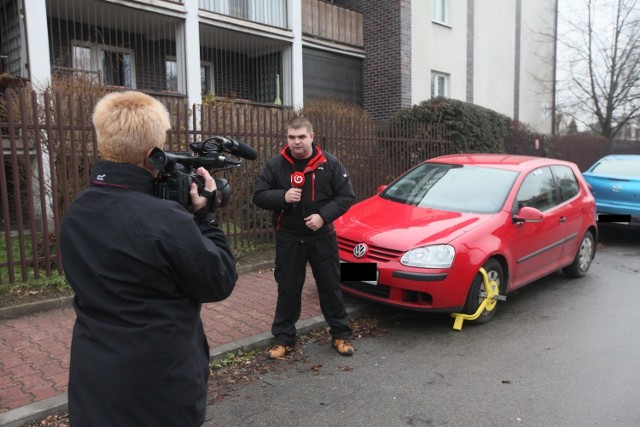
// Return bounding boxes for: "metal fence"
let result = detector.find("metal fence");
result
[1,89,453,284]
[6,88,637,285]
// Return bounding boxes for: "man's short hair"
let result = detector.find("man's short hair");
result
[92,91,171,164]
[286,116,313,134]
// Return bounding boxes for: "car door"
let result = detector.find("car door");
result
[509,166,566,289]
[550,165,586,266]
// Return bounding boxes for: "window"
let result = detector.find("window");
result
[515,167,558,212]
[71,44,99,84]
[432,0,449,25]
[431,72,449,98]
[551,166,579,202]
[201,62,214,96]
[71,41,135,88]
[166,58,178,92]
[102,49,132,88]
[381,163,517,214]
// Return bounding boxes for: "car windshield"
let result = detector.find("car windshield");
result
[380,163,518,213]
[590,158,640,178]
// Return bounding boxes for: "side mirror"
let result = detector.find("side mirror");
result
[513,206,543,224]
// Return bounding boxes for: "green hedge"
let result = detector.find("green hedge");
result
[391,97,512,153]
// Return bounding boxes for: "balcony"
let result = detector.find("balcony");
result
[199,0,363,48]
[302,0,363,48]
[199,0,288,28]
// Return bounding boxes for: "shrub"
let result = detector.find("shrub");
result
[391,97,512,153]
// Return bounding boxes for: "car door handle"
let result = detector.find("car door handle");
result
[559,216,567,223]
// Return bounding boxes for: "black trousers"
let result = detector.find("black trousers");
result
[271,233,352,347]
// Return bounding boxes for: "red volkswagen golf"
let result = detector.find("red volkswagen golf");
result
[335,154,597,325]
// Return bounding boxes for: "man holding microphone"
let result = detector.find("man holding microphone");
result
[253,116,356,359]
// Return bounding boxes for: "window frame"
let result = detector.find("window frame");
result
[201,61,215,96]
[71,40,136,89]
[551,165,580,203]
[99,45,135,88]
[165,57,178,92]
[432,0,449,25]
[431,71,449,98]
[515,167,559,212]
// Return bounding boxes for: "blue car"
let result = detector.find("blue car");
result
[583,154,640,225]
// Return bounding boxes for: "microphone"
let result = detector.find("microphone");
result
[291,172,305,210]
[213,136,258,160]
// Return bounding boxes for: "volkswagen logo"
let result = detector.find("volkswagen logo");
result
[353,243,368,258]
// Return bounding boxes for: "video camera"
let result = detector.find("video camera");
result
[147,136,258,209]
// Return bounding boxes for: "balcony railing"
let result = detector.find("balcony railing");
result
[302,0,363,47]
[198,0,363,47]
[199,0,288,28]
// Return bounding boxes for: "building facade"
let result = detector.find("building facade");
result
[335,0,557,133]
[1,0,556,133]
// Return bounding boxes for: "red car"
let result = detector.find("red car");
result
[335,154,597,324]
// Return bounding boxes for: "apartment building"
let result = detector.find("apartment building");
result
[1,0,556,133]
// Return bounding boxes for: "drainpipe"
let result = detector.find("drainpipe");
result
[551,0,558,135]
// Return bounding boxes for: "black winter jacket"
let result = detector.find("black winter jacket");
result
[59,161,238,427]
[252,144,355,239]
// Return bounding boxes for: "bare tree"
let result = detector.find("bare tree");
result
[556,0,640,138]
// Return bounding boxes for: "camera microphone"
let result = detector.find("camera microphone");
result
[214,136,258,160]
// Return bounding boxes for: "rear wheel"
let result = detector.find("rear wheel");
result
[462,259,504,324]
[563,230,595,278]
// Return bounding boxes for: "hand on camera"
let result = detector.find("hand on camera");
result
[190,167,217,211]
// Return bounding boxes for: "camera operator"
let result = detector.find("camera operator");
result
[59,91,238,427]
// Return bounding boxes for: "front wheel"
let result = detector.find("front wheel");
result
[562,230,595,278]
[462,258,504,324]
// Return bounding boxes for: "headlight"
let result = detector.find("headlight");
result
[400,245,455,268]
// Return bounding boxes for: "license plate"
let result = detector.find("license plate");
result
[598,214,631,223]
[340,262,378,285]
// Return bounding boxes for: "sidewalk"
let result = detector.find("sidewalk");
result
[0,262,368,427]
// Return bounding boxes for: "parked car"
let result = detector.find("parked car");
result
[335,154,597,324]
[582,154,640,226]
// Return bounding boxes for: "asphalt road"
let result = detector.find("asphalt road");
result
[203,224,640,427]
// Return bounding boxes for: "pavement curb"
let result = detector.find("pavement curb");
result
[0,261,276,320]
[0,394,69,427]
[0,296,74,320]
[0,302,371,427]
[0,259,373,427]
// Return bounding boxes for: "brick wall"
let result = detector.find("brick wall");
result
[334,0,413,123]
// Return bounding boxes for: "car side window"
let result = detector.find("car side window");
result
[551,165,580,202]
[515,167,558,212]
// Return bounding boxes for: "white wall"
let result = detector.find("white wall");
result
[473,0,516,118]
[411,0,556,134]
[411,0,468,103]
[519,0,556,133]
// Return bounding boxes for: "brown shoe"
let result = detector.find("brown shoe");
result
[266,344,292,360]
[332,338,354,356]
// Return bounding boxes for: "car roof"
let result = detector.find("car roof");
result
[426,153,575,170]
[595,154,640,161]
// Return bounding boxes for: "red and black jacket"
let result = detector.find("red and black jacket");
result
[252,144,355,239]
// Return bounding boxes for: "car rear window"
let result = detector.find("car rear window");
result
[591,158,640,178]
